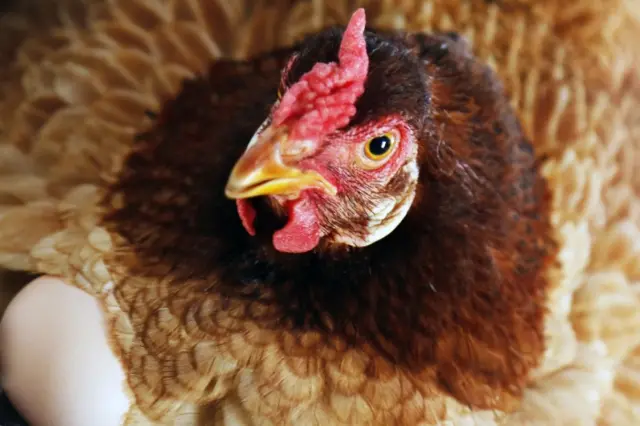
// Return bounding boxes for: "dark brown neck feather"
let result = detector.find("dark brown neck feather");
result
[102,27,556,411]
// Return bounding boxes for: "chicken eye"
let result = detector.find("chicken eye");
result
[365,132,397,161]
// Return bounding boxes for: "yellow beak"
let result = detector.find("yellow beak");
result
[224,126,337,200]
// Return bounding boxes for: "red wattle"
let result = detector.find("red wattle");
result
[236,199,256,236]
[272,198,321,253]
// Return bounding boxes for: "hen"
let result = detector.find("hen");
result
[0,0,639,425]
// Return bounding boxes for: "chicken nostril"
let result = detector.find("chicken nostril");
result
[281,139,316,161]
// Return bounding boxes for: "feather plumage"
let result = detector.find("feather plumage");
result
[0,1,638,425]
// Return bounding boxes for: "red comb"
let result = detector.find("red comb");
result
[272,8,369,141]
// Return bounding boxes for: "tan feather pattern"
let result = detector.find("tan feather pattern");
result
[0,0,639,424]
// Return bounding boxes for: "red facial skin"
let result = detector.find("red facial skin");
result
[296,116,415,197]
[241,115,417,254]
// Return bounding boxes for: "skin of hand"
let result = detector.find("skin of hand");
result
[0,276,129,426]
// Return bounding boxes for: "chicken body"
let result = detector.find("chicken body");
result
[0,1,639,425]
[99,13,554,423]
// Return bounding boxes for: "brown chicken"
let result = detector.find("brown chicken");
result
[0,0,639,425]
[97,7,556,421]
